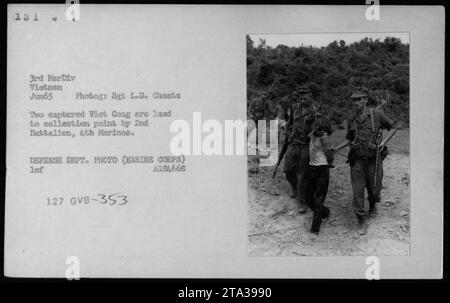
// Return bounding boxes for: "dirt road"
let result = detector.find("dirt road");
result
[248,129,410,256]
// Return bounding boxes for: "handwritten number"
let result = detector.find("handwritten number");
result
[96,193,127,206]
[116,194,128,206]
[98,194,108,204]
[108,194,116,205]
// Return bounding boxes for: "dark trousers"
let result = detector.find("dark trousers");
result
[305,165,330,231]
[248,118,264,166]
[283,143,309,203]
[350,159,383,220]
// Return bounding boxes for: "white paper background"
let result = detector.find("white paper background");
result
[6,4,444,278]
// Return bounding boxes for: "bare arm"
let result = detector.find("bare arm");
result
[320,133,332,153]
[333,118,354,152]
[333,138,352,152]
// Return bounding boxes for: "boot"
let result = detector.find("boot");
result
[289,187,297,198]
[310,213,322,234]
[368,204,378,218]
[357,218,368,235]
[298,201,307,214]
[322,207,330,219]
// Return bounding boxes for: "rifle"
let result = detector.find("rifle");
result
[372,90,391,192]
[373,130,383,193]
[374,89,391,110]
[272,139,289,178]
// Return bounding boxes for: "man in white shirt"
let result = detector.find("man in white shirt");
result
[305,108,334,234]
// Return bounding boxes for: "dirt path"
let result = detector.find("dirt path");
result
[248,129,410,256]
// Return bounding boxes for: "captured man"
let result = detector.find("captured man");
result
[304,104,334,234]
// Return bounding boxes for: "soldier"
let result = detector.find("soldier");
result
[283,86,316,213]
[248,92,270,173]
[333,87,397,235]
[248,93,268,123]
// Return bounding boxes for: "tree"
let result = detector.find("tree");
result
[247,37,410,125]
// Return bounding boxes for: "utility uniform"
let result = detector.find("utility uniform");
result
[283,88,315,208]
[346,108,396,220]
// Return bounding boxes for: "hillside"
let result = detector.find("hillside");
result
[247,36,410,125]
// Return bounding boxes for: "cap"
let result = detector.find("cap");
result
[297,86,311,94]
[351,87,369,99]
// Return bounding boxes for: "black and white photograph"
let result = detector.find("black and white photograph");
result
[247,33,411,256]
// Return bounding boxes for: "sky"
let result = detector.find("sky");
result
[249,32,409,48]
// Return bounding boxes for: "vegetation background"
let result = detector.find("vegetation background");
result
[247,36,410,126]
